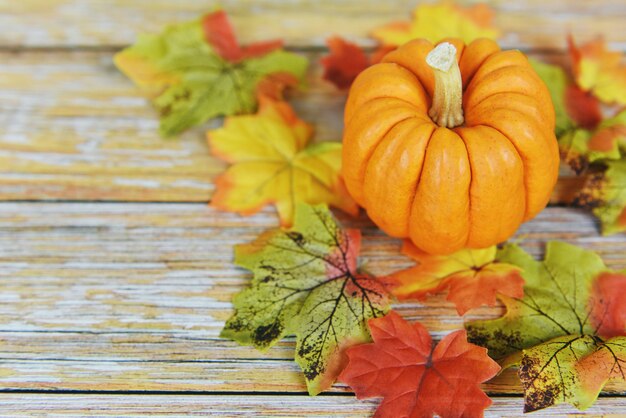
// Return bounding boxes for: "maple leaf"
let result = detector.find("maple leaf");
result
[390,241,524,315]
[207,96,358,226]
[114,10,307,137]
[220,204,391,395]
[590,272,626,338]
[569,35,626,106]
[575,336,626,408]
[532,35,626,174]
[320,37,370,90]
[531,58,626,174]
[371,2,499,47]
[201,10,283,63]
[466,241,626,412]
[558,111,626,174]
[529,59,577,138]
[576,157,626,235]
[339,311,500,418]
[319,38,395,90]
[534,49,626,233]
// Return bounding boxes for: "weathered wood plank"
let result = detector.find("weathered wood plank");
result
[0,50,344,202]
[0,50,584,203]
[1,0,626,50]
[0,203,624,394]
[0,394,624,417]
[1,0,624,414]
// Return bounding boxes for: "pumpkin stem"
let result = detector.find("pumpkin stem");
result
[426,42,464,128]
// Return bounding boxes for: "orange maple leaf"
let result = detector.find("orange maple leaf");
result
[390,241,524,315]
[590,272,626,338]
[207,96,358,226]
[339,311,500,418]
[568,35,626,106]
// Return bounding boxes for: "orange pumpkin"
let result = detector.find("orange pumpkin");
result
[342,38,559,254]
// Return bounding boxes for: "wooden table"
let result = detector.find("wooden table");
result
[1,1,625,416]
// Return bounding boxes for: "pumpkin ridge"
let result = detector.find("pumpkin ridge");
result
[467,62,529,79]
[465,66,543,108]
[476,122,530,219]
[358,114,417,193]
[465,64,531,92]
[344,63,429,122]
[343,99,420,202]
[364,119,436,236]
[471,49,531,76]
[342,38,558,254]
[455,128,474,247]
[459,42,500,89]
[406,123,438,236]
[466,90,542,117]
[384,60,434,101]
[478,106,555,151]
[354,95,427,115]
[457,125,527,245]
[408,128,470,252]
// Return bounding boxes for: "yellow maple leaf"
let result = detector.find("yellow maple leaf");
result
[371,2,499,46]
[207,96,358,225]
[569,35,626,106]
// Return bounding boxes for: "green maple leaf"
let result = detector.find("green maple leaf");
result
[530,59,573,137]
[578,159,626,235]
[221,204,390,395]
[114,12,308,137]
[466,241,626,412]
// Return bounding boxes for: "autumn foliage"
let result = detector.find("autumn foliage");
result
[340,312,500,418]
[113,4,626,416]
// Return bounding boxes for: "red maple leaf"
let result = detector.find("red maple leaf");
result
[564,84,602,130]
[320,37,370,90]
[339,311,500,418]
[202,10,283,63]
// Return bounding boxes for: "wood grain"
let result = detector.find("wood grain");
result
[1,0,626,50]
[0,49,584,203]
[1,0,626,414]
[0,394,625,417]
[0,203,624,396]
[0,49,345,201]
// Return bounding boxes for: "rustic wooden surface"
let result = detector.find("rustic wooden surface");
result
[0,0,625,416]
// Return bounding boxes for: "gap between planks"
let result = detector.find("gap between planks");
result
[1,0,626,50]
[0,203,625,396]
[0,49,581,203]
[0,393,624,417]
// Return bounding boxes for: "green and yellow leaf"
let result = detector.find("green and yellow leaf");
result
[569,35,626,106]
[466,242,626,412]
[221,204,391,395]
[577,159,626,235]
[371,2,499,46]
[114,10,307,137]
[208,96,357,226]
